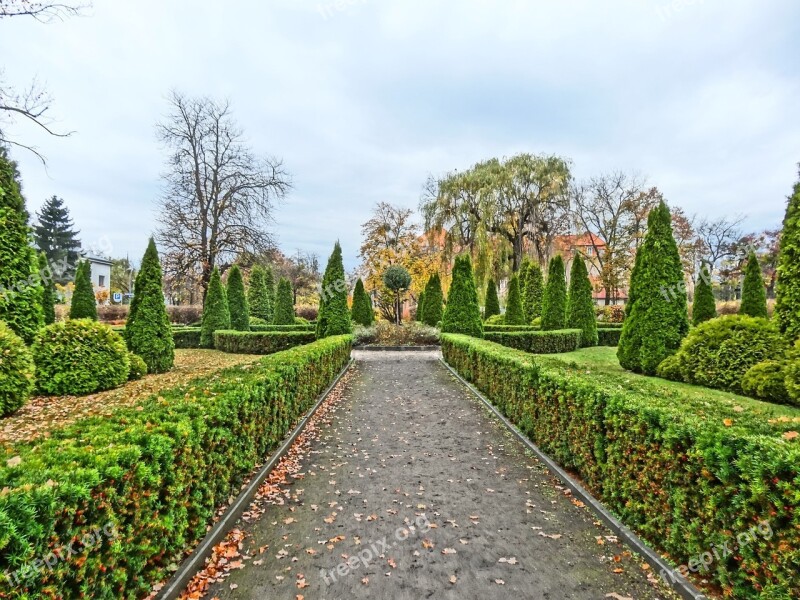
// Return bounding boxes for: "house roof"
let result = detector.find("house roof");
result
[554,233,607,250]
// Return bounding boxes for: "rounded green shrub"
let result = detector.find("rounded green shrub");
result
[785,341,800,405]
[670,315,787,394]
[504,275,525,325]
[33,319,130,395]
[226,265,250,331]
[127,352,148,381]
[741,360,791,405]
[656,354,683,382]
[250,316,268,326]
[484,279,500,321]
[485,313,505,325]
[0,320,35,416]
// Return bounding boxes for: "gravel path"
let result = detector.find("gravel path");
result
[200,351,676,600]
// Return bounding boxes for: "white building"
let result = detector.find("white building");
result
[82,255,112,303]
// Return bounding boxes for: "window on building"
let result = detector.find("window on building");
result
[99,275,106,287]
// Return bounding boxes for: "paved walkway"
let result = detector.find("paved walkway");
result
[202,351,676,600]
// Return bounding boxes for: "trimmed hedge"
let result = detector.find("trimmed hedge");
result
[484,329,582,354]
[597,328,622,347]
[213,330,316,355]
[484,324,538,333]
[0,335,351,598]
[250,324,315,333]
[172,327,202,349]
[441,334,800,599]
[597,321,624,329]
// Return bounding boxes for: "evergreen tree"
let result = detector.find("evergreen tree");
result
[518,260,530,314]
[421,273,444,327]
[522,261,544,323]
[567,254,598,346]
[739,251,768,319]
[125,238,174,373]
[618,202,689,374]
[248,265,272,322]
[504,275,525,325]
[484,278,500,321]
[200,267,230,348]
[441,254,483,337]
[33,195,81,285]
[39,252,56,325]
[692,265,717,325]
[263,266,276,322]
[541,255,567,330]
[776,171,800,341]
[316,242,351,337]
[226,265,250,331]
[0,148,44,343]
[416,290,425,322]
[351,278,374,326]
[69,259,97,320]
[274,278,296,326]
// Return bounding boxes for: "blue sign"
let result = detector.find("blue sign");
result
[112,292,123,303]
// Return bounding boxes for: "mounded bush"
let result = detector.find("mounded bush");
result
[692,266,716,325]
[69,259,98,321]
[351,278,374,327]
[226,265,250,331]
[250,316,268,326]
[127,352,148,381]
[213,330,316,354]
[504,275,525,325]
[0,320,35,417]
[741,360,792,405]
[597,328,622,347]
[484,279,500,321]
[484,314,505,325]
[484,329,582,354]
[32,319,130,395]
[785,341,800,405]
[775,170,800,341]
[441,254,483,337]
[247,265,272,322]
[421,273,444,327]
[200,267,231,348]
[541,255,567,330]
[273,278,296,326]
[739,251,768,319]
[655,354,683,382]
[567,255,598,347]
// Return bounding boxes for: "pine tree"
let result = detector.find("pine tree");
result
[416,290,425,322]
[316,242,351,337]
[692,266,717,325]
[776,171,800,341]
[226,265,250,331]
[484,278,500,321]
[69,259,97,320]
[263,266,276,322]
[504,275,525,325]
[248,265,272,322]
[0,148,44,343]
[541,255,567,330]
[441,254,483,337]
[740,251,768,319]
[200,267,230,348]
[522,262,544,323]
[567,254,598,346]
[125,238,174,373]
[351,278,374,326]
[617,202,689,374]
[274,278,296,326]
[33,195,81,285]
[421,273,444,327]
[39,252,56,325]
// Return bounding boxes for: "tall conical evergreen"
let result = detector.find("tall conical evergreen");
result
[263,266,276,322]
[504,275,525,325]
[776,171,800,341]
[351,278,374,326]
[739,251,768,319]
[200,267,230,348]
[226,265,250,331]
[618,202,689,374]
[421,273,444,327]
[522,262,544,323]
[692,266,717,325]
[33,195,81,285]
[125,238,174,373]
[416,290,426,322]
[518,260,530,312]
[248,265,272,322]
[567,255,598,346]
[484,279,500,321]
[541,255,567,330]
[0,149,44,343]
[316,242,351,337]
[274,278,296,326]
[441,254,483,337]
[69,259,98,320]
[39,252,56,325]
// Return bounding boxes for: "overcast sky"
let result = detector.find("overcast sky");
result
[2,0,799,270]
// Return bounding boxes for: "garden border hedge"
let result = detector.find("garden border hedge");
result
[483,324,539,333]
[249,324,315,333]
[484,329,582,354]
[213,330,316,354]
[597,328,622,347]
[172,327,201,349]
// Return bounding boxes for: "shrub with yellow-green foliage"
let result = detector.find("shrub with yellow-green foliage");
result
[0,320,35,416]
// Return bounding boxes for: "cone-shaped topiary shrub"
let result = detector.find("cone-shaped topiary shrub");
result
[776,170,800,341]
[248,265,272,322]
[416,290,425,322]
[421,273,444,327]
[39,252,56,325]
[0,320,35,416]
[541,255,567,330]
[692,266,716,325]
[264,266,276,322]
[33,319,130,395]
[274,278,296,326]
[442,254,483,337]
[567,255,598,347]
[316,242,351,337]
[125,238,175,373]
[522,261,544,324]
[200,267,230,348]
[504,275,525,325]
[618,202,689,374]
[484,278,500,321]
[69,259,97,321]
[226,265,250,331]
[0,149,44,343]
[351,278,374,326]
[740,251,768,319]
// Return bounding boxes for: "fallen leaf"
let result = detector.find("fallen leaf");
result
[449,575,457,584]
[783,431,799,441]
[442,548,457,555]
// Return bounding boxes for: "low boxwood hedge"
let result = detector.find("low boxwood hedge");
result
[249,324,315,333]
[484,329,582,354]
[0,335,352,598]
[172,327,202,349]
[597,321,624,329]
[213,330,316,354]
[597,328,622,347]
[483,324,539,333]
[441,334,799,598]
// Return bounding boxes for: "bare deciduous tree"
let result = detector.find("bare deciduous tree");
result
[155,91,291,298]
[696,215,744,275]
[0,0,87,20]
